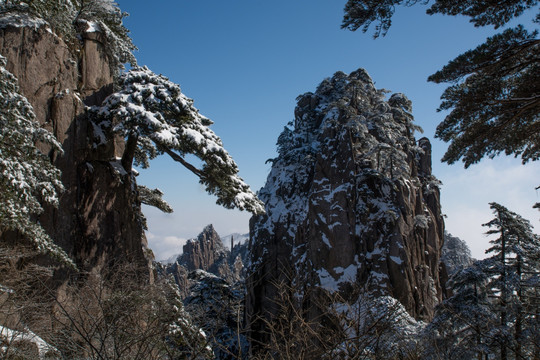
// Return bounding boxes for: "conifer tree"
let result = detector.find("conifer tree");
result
[342,0,538,38]
[427,260,496,360]
[341,0,539,167]
[430,27,539,167]
[431,203,540,359]
[482,202,540,359]
[0,55,72,266]
[71,0,137,70]
[161,276,215,359]
[91,66,264,215]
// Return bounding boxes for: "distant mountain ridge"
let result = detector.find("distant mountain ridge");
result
[159,224,248,298]
[161,231,249,264]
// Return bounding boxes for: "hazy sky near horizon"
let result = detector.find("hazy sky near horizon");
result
[116,0,539,261]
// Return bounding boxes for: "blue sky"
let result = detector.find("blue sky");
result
[116,0,539,261]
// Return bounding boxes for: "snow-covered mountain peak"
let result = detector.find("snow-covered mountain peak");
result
[247,68,445,346]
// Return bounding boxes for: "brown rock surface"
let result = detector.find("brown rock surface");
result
[180,225,228,273]
[0,15,148,274]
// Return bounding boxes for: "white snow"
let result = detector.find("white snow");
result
[0,13,48,30]
[85,20,101,33]
[92,65,264,214]
[317,264,357,293]
[321,233,331,248]
[0,326,57,359]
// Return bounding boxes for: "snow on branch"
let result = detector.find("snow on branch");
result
[0,55,73,267]
[138,185,173,213]
[91,66,265,215]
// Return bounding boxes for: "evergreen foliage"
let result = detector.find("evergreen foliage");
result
[0,55,72,266]
[426,0,538,28]
[184,270,248,359]
[428,260,498,359]
[430,203,540,359]
[431,26,540,167]
[482,202,540,359]
[138,185,173,215]
[341,0,540,167]
[441,232,473,275]
[91,66,265,215]
[342,0,538,37]
[137,185,173,230]
[342,0,424,38]
[162,275,216,359]
[72,0,137,70]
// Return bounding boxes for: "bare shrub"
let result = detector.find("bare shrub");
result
[0,244,213,359]
[249,277,425,360]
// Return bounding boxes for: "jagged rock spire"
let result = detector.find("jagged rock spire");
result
[247,69,445,346]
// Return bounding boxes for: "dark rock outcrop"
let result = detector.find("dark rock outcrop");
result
[247,69,445,343]
[0,14,149,274]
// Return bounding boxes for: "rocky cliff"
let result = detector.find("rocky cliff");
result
[165,225,246,297]
[0,13,148,273]
[247,69,445,343]
[180,225,230,274]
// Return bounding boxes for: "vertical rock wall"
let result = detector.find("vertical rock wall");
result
[247,69,445,343]
[0,15,149,274]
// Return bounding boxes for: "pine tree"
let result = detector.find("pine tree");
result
[342,0,538,38]
[482,202,540,359]
[427,260,496,360]
[137,185,173,215]
[137,185,173,230]
[71,0,137,70]
[428,203,540,359]
[161,276,215,359]
[430,26,539,167]
[0,55,72,266]
[341,0,539,167]
[91,66,264,215]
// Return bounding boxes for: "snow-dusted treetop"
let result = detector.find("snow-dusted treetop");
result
[0,55,73,267]
[91,66,264,215]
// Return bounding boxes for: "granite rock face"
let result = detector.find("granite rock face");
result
[247,69,445,342]
[165,225,247,297]
[180,225,231,275]
[0,15,149,273]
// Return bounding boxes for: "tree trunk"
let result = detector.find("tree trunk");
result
[474,283,484,360]
[499,208,508,360]
[122,133,138,173]
[515,253,522,359]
